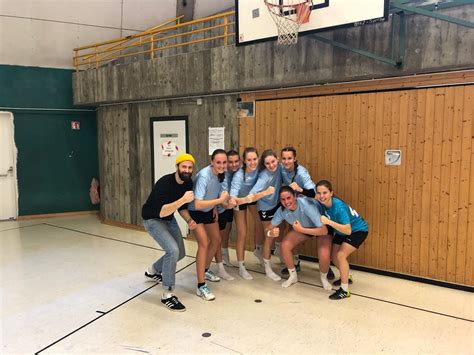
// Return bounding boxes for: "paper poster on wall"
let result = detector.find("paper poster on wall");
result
[161,140,179,156]
[208,127,225,155]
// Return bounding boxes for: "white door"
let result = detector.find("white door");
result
[0,112,18,220]
[152,118,188,236]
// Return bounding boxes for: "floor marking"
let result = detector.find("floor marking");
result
[34,260,196,354]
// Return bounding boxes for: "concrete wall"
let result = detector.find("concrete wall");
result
[73,6,474,105]
[97,95,238,224]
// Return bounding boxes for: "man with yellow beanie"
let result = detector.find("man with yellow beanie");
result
[142,153,197,312]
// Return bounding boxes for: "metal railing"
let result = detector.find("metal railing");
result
[73,11,235,71]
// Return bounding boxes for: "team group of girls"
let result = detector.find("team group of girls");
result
[188,147,369,301]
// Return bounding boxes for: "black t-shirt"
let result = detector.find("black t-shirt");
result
[141,173,193,221]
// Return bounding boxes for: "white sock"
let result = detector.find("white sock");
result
[320,272,332,290]
[148,265,157,274]
[221,248,231,265]
[341,283,349,292]
[217,262,234,281]
[238,261,253,280]
[281,268,298,288]
[263,258,281,281]
[162,286,174,299]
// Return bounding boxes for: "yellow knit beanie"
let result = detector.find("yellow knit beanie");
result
[175,153,195,166]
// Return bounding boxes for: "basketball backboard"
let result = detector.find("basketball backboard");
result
[235,0,390,45]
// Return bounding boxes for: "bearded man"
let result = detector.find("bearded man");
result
[142,153,197,312]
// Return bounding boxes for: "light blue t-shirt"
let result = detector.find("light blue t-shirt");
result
[281,164,315,191]
[271,196,324,228]
[217,169,236,214]
[188,165,223,212]
[230,168,259,198]
[322,196,368,235]
[249,164,282,211]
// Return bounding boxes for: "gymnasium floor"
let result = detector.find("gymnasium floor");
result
[1,215,472,354]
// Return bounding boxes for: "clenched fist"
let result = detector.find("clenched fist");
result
[181,191,194,203]
[219,191,229,203]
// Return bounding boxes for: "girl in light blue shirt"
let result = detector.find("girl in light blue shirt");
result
[238,149,282,281]
[188,149,233,301]
[267,186,332,289]
[228,147,262,280]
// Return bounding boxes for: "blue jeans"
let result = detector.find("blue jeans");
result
[143,217,186,288]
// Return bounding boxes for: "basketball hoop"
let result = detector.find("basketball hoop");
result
[264,0,313,45]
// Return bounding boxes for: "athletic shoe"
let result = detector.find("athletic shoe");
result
[327,267,336,280]
[333,275,353,286]
[280,261,301,275]
[145,271,162,283]
[329,287,350,300]
[205,270,221,282]
[161,295,186,312]
[196,284,215,301]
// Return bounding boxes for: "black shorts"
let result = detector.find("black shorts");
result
[189,210,215,225]
[333,231,368,249]
[237,201,257,211]
[218,209,234,230]
[258,204,281,222]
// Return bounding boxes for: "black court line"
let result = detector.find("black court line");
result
[39,223,473,323]
[296,279,473,323]
[0,223,45,233]
[241,266,474,323]
[35,259,196,354]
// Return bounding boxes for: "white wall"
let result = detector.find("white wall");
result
[0,0,176,68]
[0,0,234,69]
[193,0,234,18]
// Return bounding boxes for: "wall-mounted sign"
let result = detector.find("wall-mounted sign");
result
[385,150,401,166]
[208,127,225,155]
[71,121,80,130]
[161,141,179,157]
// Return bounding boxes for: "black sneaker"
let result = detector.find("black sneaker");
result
[281,261,301,275]
[333,275,353,286]
[327,267,335,280]
[329,287,350,300]
[145,271,162,283]
[161,295,186,312]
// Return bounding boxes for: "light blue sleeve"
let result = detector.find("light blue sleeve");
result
[297,166,316,190]
[270,207,285,226]
[221,171,231,192]
[249,171,269,195]
[301,198,323,227]
[230,169,244,197]
[193,171,209,200]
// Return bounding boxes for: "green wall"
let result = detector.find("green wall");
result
[0,65,99,215]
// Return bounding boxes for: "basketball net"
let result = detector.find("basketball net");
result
[264,0,312,45]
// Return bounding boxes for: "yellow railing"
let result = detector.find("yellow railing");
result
[73,11,235,71]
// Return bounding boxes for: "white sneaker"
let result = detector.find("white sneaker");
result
[196,284,215,301]
[205,270,221,282]
[253,249,264,266]
[239,267,253,280]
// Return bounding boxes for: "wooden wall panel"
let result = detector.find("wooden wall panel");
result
[240,84,474,286]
